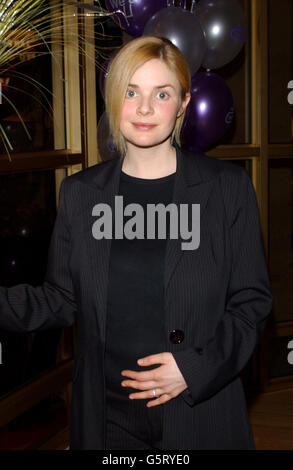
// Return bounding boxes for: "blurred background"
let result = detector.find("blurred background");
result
[0,0,292,449]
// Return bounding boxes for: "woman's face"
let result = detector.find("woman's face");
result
[119,58,190,150]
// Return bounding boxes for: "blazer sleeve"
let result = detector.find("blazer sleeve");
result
[0,178,77,332]
[172,168,273,406]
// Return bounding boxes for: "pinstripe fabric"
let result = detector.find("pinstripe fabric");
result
[105,405,163,450]
[0,143,273,449]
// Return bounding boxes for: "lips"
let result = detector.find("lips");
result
[132,123,157,130]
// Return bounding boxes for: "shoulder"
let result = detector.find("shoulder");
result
[60,158,119,191]
[196,151,248,180]
[181,147,250,188]
[67,158,116,183]
[185,149,255,225]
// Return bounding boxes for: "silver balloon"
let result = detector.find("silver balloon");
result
[194,0,247,70]
[143,6,206,76]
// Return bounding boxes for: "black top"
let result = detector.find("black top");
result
[104,169,175,440]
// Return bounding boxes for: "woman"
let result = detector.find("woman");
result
[0,36,273,450]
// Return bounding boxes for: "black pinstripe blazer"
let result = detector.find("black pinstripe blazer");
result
[0,144,273,449]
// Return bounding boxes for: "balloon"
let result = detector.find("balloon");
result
[194,0,247,70]
[180,72,234,151]
[105,0,167,37]
[97,111,120,162]
[143,7,206,76]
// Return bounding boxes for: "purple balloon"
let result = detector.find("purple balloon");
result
[105,0,167,37]
[181,72,234,151]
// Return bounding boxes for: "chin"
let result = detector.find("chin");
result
[124,135,172,149]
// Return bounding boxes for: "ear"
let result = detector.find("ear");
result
[177,92,191,118]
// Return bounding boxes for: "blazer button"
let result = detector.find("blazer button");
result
[169,329,184,344]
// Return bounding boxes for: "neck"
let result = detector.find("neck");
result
[121,139,177,179]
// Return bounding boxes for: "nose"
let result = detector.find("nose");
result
[136,95,154,116]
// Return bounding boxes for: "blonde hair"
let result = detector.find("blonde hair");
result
[105,36,191,158]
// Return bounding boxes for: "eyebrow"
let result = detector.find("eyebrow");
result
[128,83,176,90]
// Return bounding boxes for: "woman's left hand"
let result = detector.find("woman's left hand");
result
[121,352,188,407]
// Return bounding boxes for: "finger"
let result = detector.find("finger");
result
[122,379,158,390]
[146,393,170,408]
[137,353,167,366]
[129,389,165,400]
[121,370,155,381]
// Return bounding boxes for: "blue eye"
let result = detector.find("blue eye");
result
[157,91,169,100]
[126,89,136,98]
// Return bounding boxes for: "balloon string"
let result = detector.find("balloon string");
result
[111,8,130,27]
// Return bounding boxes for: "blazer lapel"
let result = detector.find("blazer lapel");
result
[84,156,123,342]
[164,144,218,294]
[84,145,220,342]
